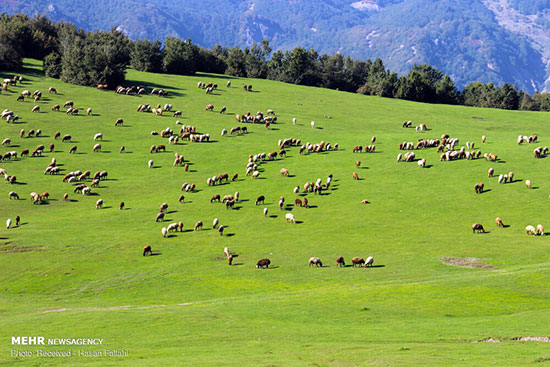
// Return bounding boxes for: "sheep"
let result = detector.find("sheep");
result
[352,257,365,267]
[336,256,345,267]
[472,223,485,233]
[280,168,289,176]
[224,247,230,258]
[508,172,514,182]
[256,195,265,205]
[279,197,284,210]
[526,225,537,235]
[205,104,214,111]
[8,191,19,200]
[1,138,11,146]
[537,224,544,236]
[498,174,504,184]
[309,257,323,267]
[194,221,203,231]
[93,143,101,152]
[160,203,168,212]
[292,117,297,125]
[495,217,504,227]
[397,153,402,162]
[161,227,168,238]
[482,135,486,143]
[361,199,370,204]
[148,160,154,168]
[96,199,103,209]
[526,180,532,189]
[93,133,103,141]
[417,159,426,168]
[251,171,260,179]
[353,172,359,180]
[264,208,268,217]
[6,218,11,229]
[86,107,92,116]
[213,218,219,229]
[256,258,270,269]
[115,118,123,126]
[155,212,165,222]
[221,129,228,136]
[285,213,296,223]
[167,223,179,232]
[120,202,125,210]
[365,256,374,267]
[82,187,91,195]
[32,105,40,112]
[143,245,152,256]
[488,168,494,177]
[218,225,225,236]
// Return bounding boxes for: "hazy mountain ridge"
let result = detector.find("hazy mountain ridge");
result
[2,0,549,92]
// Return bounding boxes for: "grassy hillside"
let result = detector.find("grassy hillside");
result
[1,59,550,366]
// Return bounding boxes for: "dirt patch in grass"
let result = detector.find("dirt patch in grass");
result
[474,336,550,343]
[0,242,47,253]
[440,257,494,269]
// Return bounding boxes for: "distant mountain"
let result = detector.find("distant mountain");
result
[2,0,549,93]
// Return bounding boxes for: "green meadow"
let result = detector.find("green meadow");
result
[1,59,550,366]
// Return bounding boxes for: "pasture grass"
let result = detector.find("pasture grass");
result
[0,59,550,366]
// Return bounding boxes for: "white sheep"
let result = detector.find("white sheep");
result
[526,180,532,189]
[224,247,230,257]
[2,138,11,146]
[87,107,92,115]
[234,191,239,202]
[498,174,504,184]
[365,256,374,267]
[95,199,103,209]
[293,185,300,194]
[526,225,536,235]
[417,159,426,168]
[82,187,91,195]
[221,129,227,136]
[310,121,315,128]
[6,218,11,229]
[537,224,544,236]
[167,223,179,232]
[292,117,297,125]
[285,213,295,223]
[397,153,402,162]
[93,143,101,152]
[161,227,168,238]
[148,160,154,168]
[94,133,103,141]
[213,217,219,229]
[264,208,268,217]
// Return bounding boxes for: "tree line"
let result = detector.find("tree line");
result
[1,13,550,112]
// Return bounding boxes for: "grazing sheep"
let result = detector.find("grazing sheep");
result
[397,153,402,162]
[161,227,168,238]
[417,158,426,168]
[143,245,152,256]
[482,135,486,143]
[526,180,532,189]
[8,191,19,200]
[120,202,125,210]
[93,133,103,141]
[194,221,203,231]
[31,105,40,112]
[96,199,103,209]
[1,138,11,146]
[63,193,69,201]
[526,225,537,235]
[292,117,297,125]
[495,217,504,227]
[472,223,485,233]
[87,108,92,115]
[498,174,504,184]
[309,257,323,267]
[353,172,359,180]
[256,258,270,269]
[256,195,265,205]
[280,168,289,176]
[155,212,165,222]
[310,121,315,128]
[213,218,219,229]
[6,218,11,229]
[488,168,494,177]
[93,143,101,152]
[221,129,228,136]
[218,225,225,236]
[279,197,285,210]
[167,223,179,232]
[365,256,374,267]
[352,257,365,267]
[285,213,296,223]
[361,199,370,204]
[205,104,214,111]
[251,171,260,179]
[264,208,268,217]
[336,256,345,267]
[115,118,123,126]
[15,216,20,226]
[537,224,544,236]
[148,160,154,168]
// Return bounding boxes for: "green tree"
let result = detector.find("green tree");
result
[131,39,164,73]
[43,51,62,78]
[163,37,199,75]
[225,47,246,77]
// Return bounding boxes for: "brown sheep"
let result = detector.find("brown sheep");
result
[353,172,359,180]
[115,118,123,126]
[155,212,165,222]
[63,193,69,201]
[352,257,365,267]
[179,195,185,203]
[495,217,504,227]
[472,223,485,233]
[205,104,214,111]
[143,245,152,256]
[194,221,203,231]
[120,202,125,210]
[256,258,270,269]
[69,145,77,154]
[336,256,345,267]
[211,194,221,203]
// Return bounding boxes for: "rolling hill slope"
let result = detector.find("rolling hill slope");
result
[1,60,550,366]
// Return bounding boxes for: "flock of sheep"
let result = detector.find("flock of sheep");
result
[1,71,546,273]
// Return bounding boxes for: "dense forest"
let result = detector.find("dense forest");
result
[1,13,550,112]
